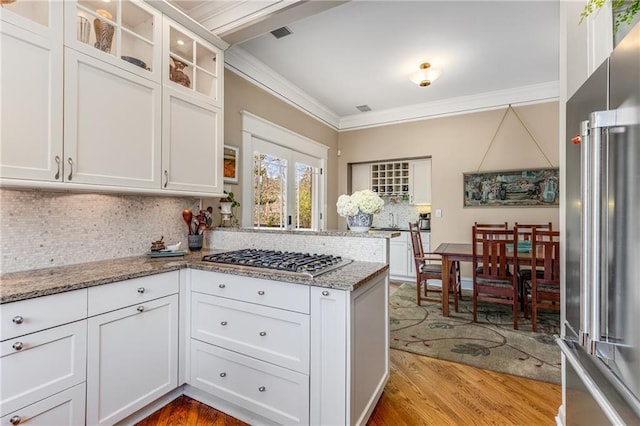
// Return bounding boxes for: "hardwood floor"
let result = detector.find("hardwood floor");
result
[136,349,561,426]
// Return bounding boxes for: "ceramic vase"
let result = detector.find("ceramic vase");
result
[187,234,203,252]
[93,18,114,53]
[347,210,373,232]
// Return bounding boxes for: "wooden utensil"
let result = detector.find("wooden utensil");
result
[182,209,193,235]
[197,222,207,235]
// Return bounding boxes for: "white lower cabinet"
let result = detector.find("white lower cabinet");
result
[86,294,179,425]
[390,231,430,281]
[0,320,87,416]
[191,340,309,425]
[1,383,86,426]
[189,270,389,426]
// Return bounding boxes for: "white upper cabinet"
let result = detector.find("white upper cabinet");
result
[409,158,431,205]
[64,48,162,188]
[0,2,63,182]
[162,87,223,193]
[64,0,162,82]
[564,1,613,99]
[163,17,223,108]
[1,0,225,196]
[350,163,371,193]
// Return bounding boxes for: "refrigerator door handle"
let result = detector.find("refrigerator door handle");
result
[558,338,626,425]
[578,119,591,347]
[586,109,624,359]
[587,113,603,356]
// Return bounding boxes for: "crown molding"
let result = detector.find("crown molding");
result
[224,46,341,130]
[225,46,559,132]
[338,82,560,131]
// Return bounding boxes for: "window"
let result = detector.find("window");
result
[251,139,322,230]
[241,112,327,230]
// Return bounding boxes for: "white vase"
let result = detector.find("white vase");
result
[347,210,373,232]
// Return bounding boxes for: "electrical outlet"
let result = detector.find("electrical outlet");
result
[435,209,442,218]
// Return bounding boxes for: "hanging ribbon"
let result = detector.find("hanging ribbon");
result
[476,104,554,171]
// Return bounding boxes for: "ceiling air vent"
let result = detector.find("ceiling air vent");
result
[356,105,372,112]
[271,27,292,39]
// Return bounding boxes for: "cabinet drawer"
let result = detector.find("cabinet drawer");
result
[1,289,87,341]
[88,271,179,316]
[190,269,310,313]
[1,383,85,426]
[0,321,87,416]
[192,292,309,374]
[191,340,309,425]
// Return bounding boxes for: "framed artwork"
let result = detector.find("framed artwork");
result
[463,168,559,207]
[223,145,239,183]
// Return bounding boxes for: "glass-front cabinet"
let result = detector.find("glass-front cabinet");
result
[164,17,223,107]
[65,0,161,82]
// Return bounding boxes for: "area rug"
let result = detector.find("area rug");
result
[389,283,561,384]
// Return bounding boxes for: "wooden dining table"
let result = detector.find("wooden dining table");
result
[433,242,544,317]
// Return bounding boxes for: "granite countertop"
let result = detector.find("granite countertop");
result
[0,251,388,304]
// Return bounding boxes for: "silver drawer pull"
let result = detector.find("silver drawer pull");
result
[12,316,24,325]
[322,290,330,296]
[137,287,145,294]
[12,342,23,351]
[219,284,226,288]
[258,290,265,295]
[221,321,228,326]
[258,386,266,392]
[10,415,21,425]
[220,372,226,377]
[259,331,267,336]
[137,306,144,312]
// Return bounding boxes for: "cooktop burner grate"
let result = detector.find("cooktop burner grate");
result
[201,249,351,277]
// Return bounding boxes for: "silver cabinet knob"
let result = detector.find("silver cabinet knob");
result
[10,415,21,425]
[137,306,144,312]
[137,287,145,294]
[219,284,226,288]
[220,372,226,377]
[258,386,266,392]
[12,342,23,351]
[220,321,227,326]
[322,290,330,296]
[12,316,24,325]
[257,290,265,295]
[259,331,266,336]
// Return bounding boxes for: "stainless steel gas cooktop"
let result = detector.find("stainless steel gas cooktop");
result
[201,249,351,278]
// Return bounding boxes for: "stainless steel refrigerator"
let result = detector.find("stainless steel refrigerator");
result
[562,21,640,425]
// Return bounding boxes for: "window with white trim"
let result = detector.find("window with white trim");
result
[241,112,327,230]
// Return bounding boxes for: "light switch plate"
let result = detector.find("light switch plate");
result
[435,209,442,218]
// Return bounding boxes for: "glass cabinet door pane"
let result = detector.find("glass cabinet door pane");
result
[120,1,154,72]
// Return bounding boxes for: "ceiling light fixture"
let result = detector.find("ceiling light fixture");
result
[410,62,441,87]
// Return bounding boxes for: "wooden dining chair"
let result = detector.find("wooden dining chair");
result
[474,221,508,230]
[514,222,552,241]
[409,222,461,312]
[513,222,552,308]
[523,229,560,332]
[472,225,520,329]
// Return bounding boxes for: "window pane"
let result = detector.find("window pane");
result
[253,152,287,228]
[295,162,314,230]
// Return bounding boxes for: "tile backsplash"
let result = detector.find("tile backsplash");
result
[372,200,430,229]
[0,189,199,274]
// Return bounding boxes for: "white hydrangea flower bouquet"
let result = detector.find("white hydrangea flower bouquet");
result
[336,190,384,217]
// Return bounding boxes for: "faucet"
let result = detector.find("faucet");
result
[389,213,396,228]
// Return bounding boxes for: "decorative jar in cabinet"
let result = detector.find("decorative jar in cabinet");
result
[64,0,162,83]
